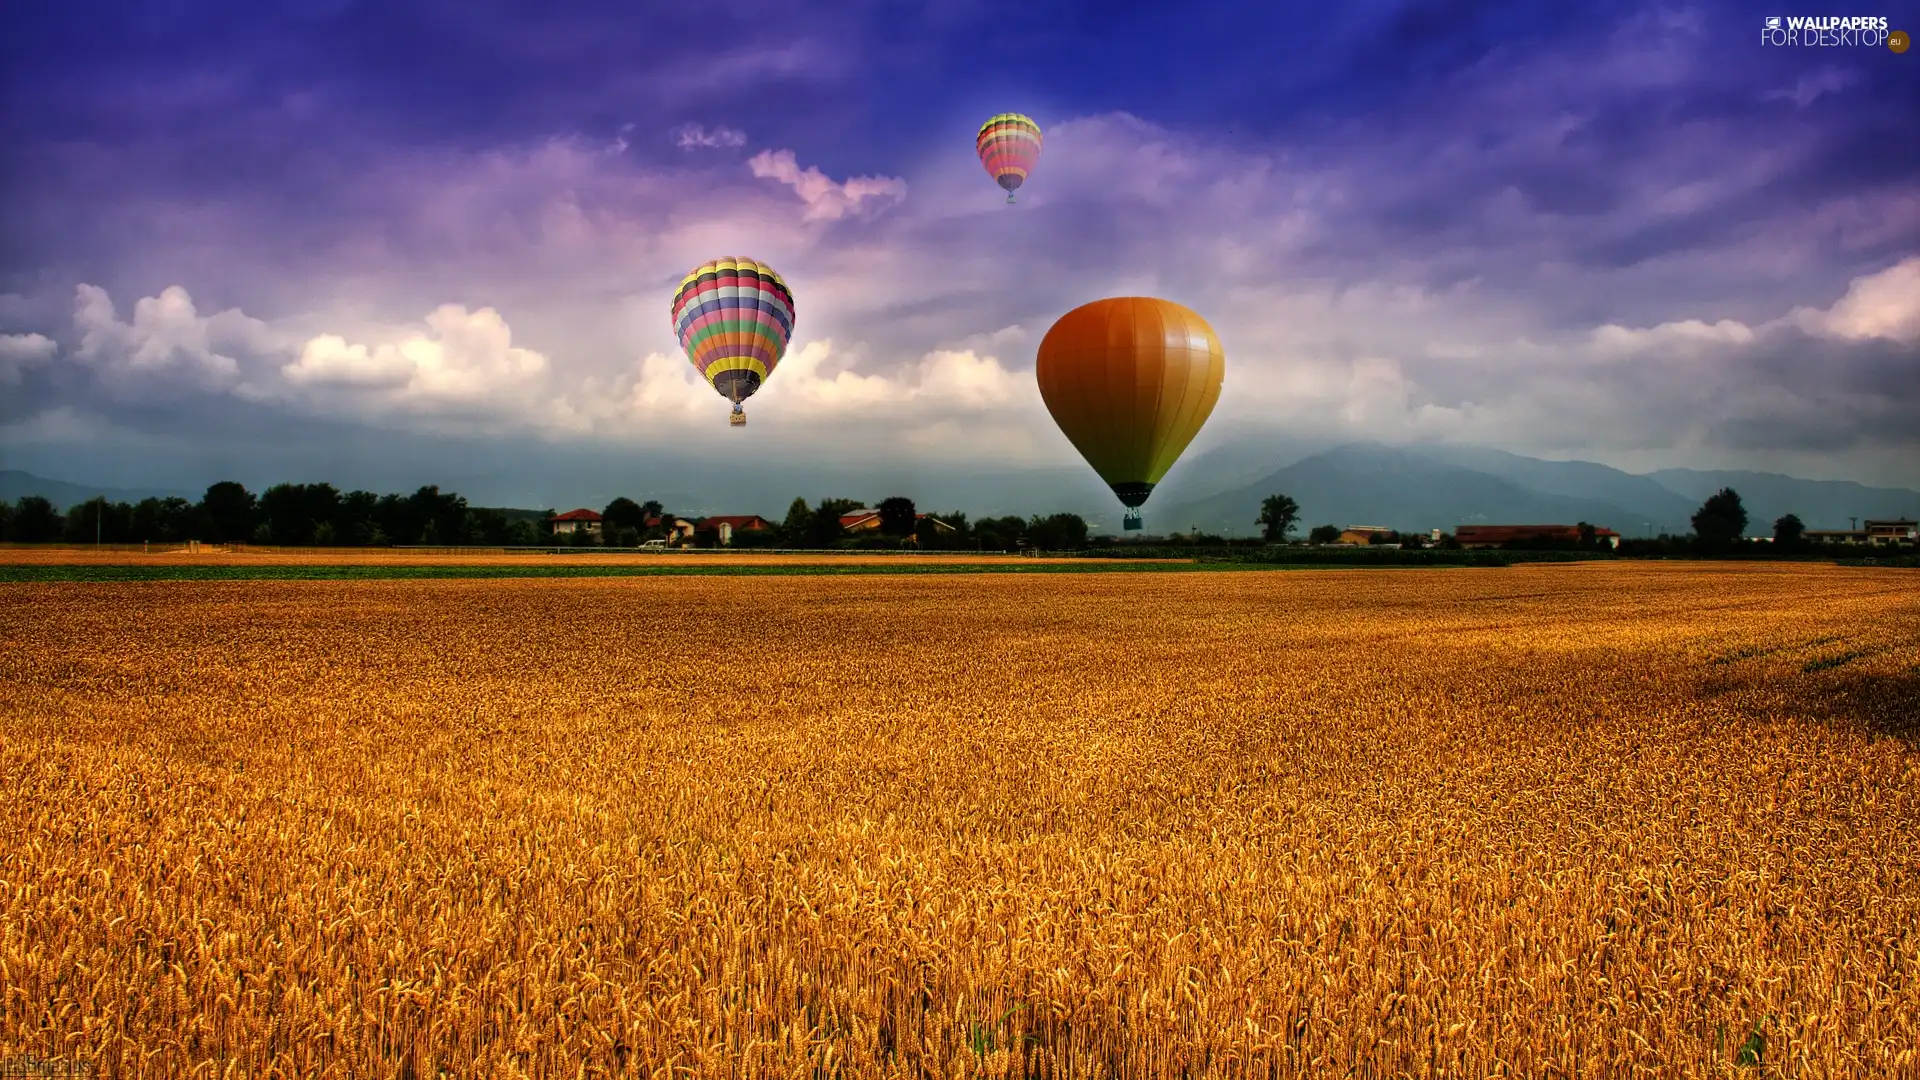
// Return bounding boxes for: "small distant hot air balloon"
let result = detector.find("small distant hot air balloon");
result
[671,256,795,427]
[977,113,1042,204]
[1035,297,1225,531]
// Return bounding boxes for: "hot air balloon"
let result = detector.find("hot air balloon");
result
[977,113,1042,203]
[671,256,795,426]
[1035,297,1225,531]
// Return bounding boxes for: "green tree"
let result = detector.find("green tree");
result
[1308,524,1341,545]
[1691,487,1748,550]
[731,528,781,548]
[973,515,1026,551]
[339,491,381,545]
[64,497,134,543]
[373,493,414,544]
[199,481,257,543]
[259,483,340,545]
[1577,522,1597,550]
[915,515,951,549]
[877,496,917,538]
[408,486,469,545]
[807,498,862,547]
[131,497,195,543]
[11,496,63,542]
[603,497,646,536]
[1773,513,1805,547]
[780,498,812,545]
[1257,493,1301,542]
[505,519,540,546]
[1026,513,1088,551]
[467,508,511,545]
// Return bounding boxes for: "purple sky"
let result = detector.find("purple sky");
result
[2,0,1917,500]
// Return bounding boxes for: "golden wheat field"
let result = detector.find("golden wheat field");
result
[0,546,1149,567]
[2,561,1917,1079]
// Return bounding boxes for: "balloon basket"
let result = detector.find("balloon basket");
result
[1123,510,1143,531]
[729,410,746,427]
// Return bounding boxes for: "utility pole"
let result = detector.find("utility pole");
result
[96,501,102,545]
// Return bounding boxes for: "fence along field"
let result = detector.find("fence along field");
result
[1,562,1916,1077]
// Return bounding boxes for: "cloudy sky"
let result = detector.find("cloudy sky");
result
[2,0,1916,506]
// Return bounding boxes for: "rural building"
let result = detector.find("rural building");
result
[696,515,774,545]
[550,509,603,537]
[1336,525,1395,546]
[644,516,699,543]
[1455,524,1621,549]
[839,509,957,534]
[1866,518,1918,545]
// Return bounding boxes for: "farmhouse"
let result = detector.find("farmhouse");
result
[1336,525,1395,546]
[696,515,774,545]
[1455,524,1621,549]
[1867,518,1918,545]
[839,509,958,534]
[643,515,700,543]
[549,509,603,537]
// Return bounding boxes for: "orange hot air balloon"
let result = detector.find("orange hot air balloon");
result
[1035,297,1225,531]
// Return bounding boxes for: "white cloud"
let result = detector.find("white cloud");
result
[1588,318,1757,353]
[0,332,57,385]
[614,339,1028,421]
[1792,256,1920,343]
[284,304,552,407]
[1762,67,1860,109]
[748,149,907,222]
[675,123,747,150]
[70,284,280,397]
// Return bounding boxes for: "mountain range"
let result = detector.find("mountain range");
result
[5,443,1916,537]
[1155,443,1920,537]
[0,470,192,510]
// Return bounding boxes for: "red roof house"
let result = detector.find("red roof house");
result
[1455,524,1619,549]
[550,508,603,536]
[839,509,956,533]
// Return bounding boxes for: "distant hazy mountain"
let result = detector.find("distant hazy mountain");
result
[1155,443,1920,538]
[1646,469,1920,533]
[1155,443,1650,537]
[1415,445,1701,526]
[0,470,190,511]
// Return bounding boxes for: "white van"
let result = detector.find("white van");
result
[641,538,669,549]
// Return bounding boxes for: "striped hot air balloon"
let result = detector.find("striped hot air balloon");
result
[1035,297,1225,531]
[977,113,1042,204]
[670,256,795,427]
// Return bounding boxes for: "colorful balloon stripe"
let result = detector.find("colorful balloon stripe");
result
[671,257,795,411]
[977,113,1042,195]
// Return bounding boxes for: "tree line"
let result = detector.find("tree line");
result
[0,480,1879,554]
[0,482,1097,551]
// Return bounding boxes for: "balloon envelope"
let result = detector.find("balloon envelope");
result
[671,256,795,423]
[1034,297,1225,527]
[976,113,1042,201]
